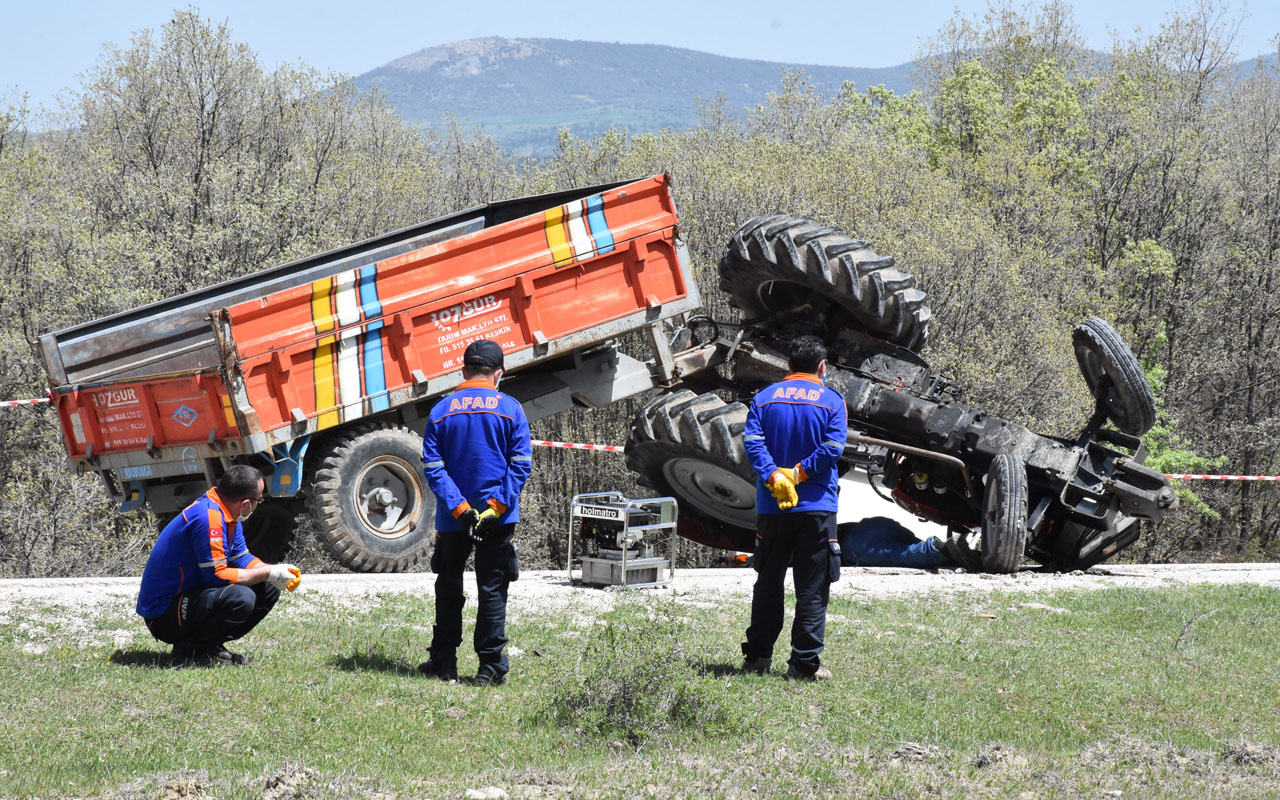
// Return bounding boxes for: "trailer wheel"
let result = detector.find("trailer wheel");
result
[718,214,931,351]
[308,424,435,572]
[979,453,1028,573]
[625,390,757,552]
[1072,318,1157,436]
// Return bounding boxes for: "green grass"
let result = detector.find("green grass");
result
[2,584,1279,798]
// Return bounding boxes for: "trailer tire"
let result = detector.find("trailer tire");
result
[308,424,435,572]
[625,390,758,552]
[1072,318,1157,436]
[718,214,931,351]
[980,453,1028,573]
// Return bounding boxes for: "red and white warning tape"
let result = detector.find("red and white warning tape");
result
[2,396,1278,478]
[528,441,1280,481]
[1165,474,1280,481]
[531,439,624,453]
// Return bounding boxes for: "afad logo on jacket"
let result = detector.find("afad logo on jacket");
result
[448,395,501,412]
[771,386,823,402]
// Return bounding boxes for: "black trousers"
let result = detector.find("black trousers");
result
[428,523,519,677]
[145,582,279,652]
[743,511,838,674]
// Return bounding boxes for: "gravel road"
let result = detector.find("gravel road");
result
[4,562,1280,608]
[3,563,1278,656]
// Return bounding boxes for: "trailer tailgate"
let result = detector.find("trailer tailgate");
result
[51,371,241,461]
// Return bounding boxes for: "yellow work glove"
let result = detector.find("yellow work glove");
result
[268,563,302,591]
[474,507,500,538]
[768,470,798,511]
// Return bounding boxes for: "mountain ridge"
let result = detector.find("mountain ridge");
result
[352,37,917,155]
[353,37,1280,157]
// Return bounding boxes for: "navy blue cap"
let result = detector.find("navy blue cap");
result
[463,339,504,370]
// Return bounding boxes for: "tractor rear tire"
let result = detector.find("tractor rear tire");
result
[718,214,931,351]
[307,424,435,572]
[1072,318,1157,436]
[625,390,758,552]
[979,453,1029,573]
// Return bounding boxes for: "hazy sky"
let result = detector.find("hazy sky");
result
[3,1,1278,112]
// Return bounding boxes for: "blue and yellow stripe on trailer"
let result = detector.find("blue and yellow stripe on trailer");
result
[358,264,389,414]
[310,279,340,430]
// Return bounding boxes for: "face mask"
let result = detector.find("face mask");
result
[238,497,259,523]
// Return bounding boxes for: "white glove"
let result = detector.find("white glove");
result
[267,563,302,591]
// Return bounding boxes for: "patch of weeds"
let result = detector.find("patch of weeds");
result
[1220,740,1280,767]
[111,771,211,800]
[971,743,1027,769]
[158,775,210,800]
[245,762,394,798]
[1079,734,1211,776]
[535,599,740,747]
[889,741,944,763]
[254,764,321,800]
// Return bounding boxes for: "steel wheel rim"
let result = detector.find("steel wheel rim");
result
[354,455,423,540]
[662,457,756,527]
[755,279,838,320]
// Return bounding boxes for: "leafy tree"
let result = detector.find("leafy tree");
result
[4,2,1280,575]
[0,10,517,575]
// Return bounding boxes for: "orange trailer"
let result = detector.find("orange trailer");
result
[40,175,700,571]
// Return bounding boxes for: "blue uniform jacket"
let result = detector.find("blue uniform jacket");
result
[744,372,848,514]
[422,377,533,531]
[135,489,261,618]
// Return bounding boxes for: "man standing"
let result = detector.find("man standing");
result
[420,339,532,686]
[137,465,301,667]
[741,335,847,680]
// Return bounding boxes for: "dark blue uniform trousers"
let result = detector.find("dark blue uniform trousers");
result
[743,511,837,675]
[428,523,519,678]
[145,582,280,652]
[839,516,949,568]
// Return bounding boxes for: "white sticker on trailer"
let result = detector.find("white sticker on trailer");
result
[565,199,593,260]
[69,411,85,445]
[335,268,364,420]
[573,505,623,520]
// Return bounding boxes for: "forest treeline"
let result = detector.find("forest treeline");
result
[1,3,1276,576]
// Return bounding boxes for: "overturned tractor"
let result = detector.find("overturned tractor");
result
[625,214,1178,573]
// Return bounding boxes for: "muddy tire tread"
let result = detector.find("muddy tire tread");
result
[719,213,931,351]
